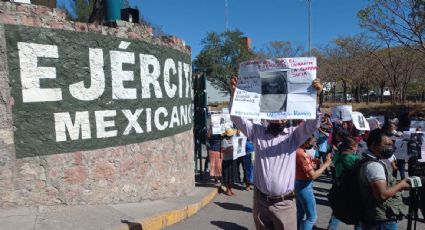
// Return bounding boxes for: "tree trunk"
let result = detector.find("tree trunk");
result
[380,84,384,104]
[89,0,105,24]
[355,85,360,103]
[366,78,369,105]
[332,84,336,103]
[343,81,347,104]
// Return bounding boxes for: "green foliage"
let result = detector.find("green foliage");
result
[194,30,255,93]
[61,0,95,23]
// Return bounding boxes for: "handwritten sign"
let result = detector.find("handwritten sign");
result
[331,105,352,122]
[231,57,317,120]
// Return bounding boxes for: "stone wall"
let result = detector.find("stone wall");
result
[0,2,194,207]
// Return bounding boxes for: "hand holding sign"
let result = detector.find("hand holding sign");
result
[230,57,318,120]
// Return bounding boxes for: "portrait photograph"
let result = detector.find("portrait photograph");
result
[260,70,288,113]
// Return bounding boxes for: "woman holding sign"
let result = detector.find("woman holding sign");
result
[221,128,237,196]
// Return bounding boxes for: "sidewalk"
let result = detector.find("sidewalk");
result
[0,184,218,230]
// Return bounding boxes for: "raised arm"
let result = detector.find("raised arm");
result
[291,78,323,148]
[229,76,255,138]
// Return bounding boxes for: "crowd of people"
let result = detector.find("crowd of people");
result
[203,76,425,230]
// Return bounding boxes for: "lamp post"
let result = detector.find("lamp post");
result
[307,0,312,56]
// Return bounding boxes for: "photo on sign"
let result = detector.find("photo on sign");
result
[260,70,288,113]
[233,136,247,160]
[358,114,366,128]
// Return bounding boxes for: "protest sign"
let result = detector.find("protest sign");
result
[394,139,409,160]
[211,114,224,135]
[352,111,370,131]
[233,135,247,160]
[411,120,425,130]
[230,57,317,120]
[331,105,352,121]
[366,117,380,130]
[375,116,385,126]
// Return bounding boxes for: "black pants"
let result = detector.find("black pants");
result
[420,187,425,219]
[235,156,247,183]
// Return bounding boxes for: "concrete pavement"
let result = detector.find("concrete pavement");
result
[168,174,425,230]
[0,185,218,230]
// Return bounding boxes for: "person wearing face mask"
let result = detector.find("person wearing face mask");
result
[358,129,410,230]
[295,136,332,230]
[229,76,323,230]
[327,137,362,230]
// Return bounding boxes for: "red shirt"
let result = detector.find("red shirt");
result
[295,147,314,180]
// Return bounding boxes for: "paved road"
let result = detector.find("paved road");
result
[184,146,425,229]
[168,174,425,230]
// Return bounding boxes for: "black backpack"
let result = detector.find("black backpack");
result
[327,157,381,225]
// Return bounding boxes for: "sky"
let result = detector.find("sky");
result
[59,0,372,59]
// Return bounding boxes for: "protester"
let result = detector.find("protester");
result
[327,137,362,230]
[382,121,399,177]
[235,129,249,189]
[295,136,332,230]
[244,138,255,190]
[358,129,410,229]
[315,122,331,173]
[207,126,223,183]
[329,127,350,181]
[230,75,323,230]
[221,128,237,196]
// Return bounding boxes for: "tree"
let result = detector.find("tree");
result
[256,41,304,59]
[61,0,95,23]
[358,0,425,55]
[320,35,373,104]
[194,30,255,93]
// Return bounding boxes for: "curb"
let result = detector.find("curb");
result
[118,187,218,230]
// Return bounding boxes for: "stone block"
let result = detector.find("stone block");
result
[1,15,17,25]
[63,166,87,184]
[32,5,52,17]
[0,128,13,145]
[88,23,102,33]
[48,21,64,29]
[128,31,141,40]
[74,22,88,32]
[94,162,115,180]
[52,8,66,20]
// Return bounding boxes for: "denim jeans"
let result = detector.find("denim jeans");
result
[295,180,317,230]
[243,152,254,183]
[361,221,398,230]
[328,215,362,230]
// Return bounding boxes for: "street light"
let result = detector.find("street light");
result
[307,0,312,56]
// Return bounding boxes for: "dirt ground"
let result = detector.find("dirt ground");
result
[321,102,425,118]
[208,101,425,119]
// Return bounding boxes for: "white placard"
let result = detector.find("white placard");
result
[411,120,425,131]
[232,136,247,160]
[230,57,317,120]
[211,114,223,135]
[366,117,380,131]
[331,105,352,122]
[375,116,385,127]
[352,111,370,131]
